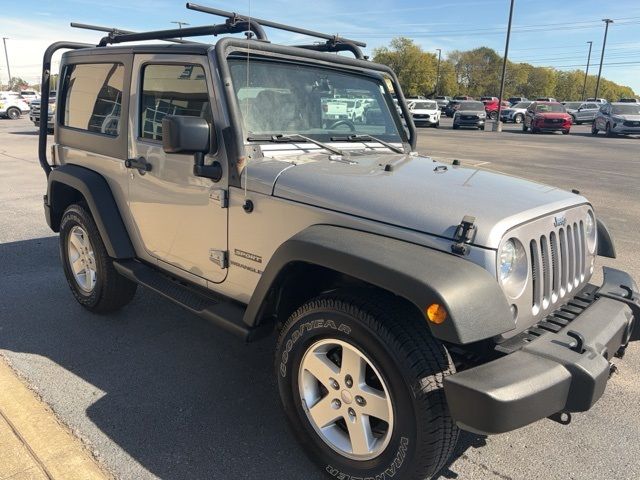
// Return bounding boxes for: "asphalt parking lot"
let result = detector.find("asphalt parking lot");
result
[1,115,639,480]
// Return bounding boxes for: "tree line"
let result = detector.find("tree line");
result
[373,38,636,101]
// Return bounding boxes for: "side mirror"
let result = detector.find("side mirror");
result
[162,115,222,182]
[162,115,210,154]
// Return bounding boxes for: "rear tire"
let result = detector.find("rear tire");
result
[522,122,528,132]
[514,114,523,124]
[59,204,137,313]
[452,124,459,130]
[7,107,20,120]
[489,111,498,120]
[434,121,440,128]
[562,129,570,135]
[275,292,458,480]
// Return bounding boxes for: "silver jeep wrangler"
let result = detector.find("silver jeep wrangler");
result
[38,6,638,480]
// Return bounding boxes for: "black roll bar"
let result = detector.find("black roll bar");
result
[39,41,94,177]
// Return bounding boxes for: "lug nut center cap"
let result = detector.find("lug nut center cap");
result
[341,390,353,405]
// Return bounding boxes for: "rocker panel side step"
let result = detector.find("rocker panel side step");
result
[113,260,268,341]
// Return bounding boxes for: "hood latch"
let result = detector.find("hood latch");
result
[451,215,476,256]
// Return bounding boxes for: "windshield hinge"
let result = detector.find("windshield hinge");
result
[209,188,228,208]
[451,215,476,256]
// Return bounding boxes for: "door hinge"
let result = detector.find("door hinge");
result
[209,249,228,269]
[209,188,228,208]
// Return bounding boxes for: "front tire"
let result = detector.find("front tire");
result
[514,113,523,124]
[605,122,615,137]
[522,122,528,132]
[276,292,458,480]
[591,123,599,135]
[60,204,137,313]
[7,107,21,120]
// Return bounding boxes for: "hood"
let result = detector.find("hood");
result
[535,112,570,119]
[457,110,485,116]
[247,151,587,249]
[614,114,640,121]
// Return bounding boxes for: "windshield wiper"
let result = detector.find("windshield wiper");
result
[247,134,345,156]
[330,134,406,154]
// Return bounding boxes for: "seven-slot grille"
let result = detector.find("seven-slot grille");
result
[529,220,587,315]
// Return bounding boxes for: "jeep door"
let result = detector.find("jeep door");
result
[127,54,228,284]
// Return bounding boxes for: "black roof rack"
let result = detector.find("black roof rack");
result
[186,2,366,58]
[70,22,194,44]
[70,3,366,59]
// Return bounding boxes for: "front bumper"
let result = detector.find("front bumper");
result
[612,123,640,134]
[445,267,638,435]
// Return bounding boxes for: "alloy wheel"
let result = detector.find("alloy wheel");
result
[67,225,97,293]
[298,338,394,461]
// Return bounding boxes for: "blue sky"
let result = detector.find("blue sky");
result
[2,0,639,94]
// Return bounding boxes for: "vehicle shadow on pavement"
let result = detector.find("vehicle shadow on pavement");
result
[0,236,479,480]
[8,130,39,135]
[0,236,323,479]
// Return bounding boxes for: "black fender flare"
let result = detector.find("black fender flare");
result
[244,225,514,344]
[596,218,616,259]
[45,164,135,259]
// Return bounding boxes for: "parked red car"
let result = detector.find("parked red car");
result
[483,99,511,120]
[522,101,572,134]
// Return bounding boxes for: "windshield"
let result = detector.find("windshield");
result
[535,103,565,113]
[563,102,582,109]
[459,101,485,111]
[411,101,437,110]
[229,58,404,143]
[612,104,640,115]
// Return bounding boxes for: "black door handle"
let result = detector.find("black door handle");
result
[125,156,152,173]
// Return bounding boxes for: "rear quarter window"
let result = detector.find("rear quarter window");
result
[61,63,125,136]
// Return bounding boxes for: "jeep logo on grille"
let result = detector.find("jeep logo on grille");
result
[554,215,567,227]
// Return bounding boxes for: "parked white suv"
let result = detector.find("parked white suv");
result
[20,90,40,105]
[0,91,30,120]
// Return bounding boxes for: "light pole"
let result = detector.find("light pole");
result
[2,37,12,88]
[435,48,442,96]
[581,41,593,101]
[496,0,515,132]
[594,19,613,100]
[171,21,190,40]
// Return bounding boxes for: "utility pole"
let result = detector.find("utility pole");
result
[435,48,442,96]
[2,37,12,88]
[594,19,613,100]
[581,41,593,101]
[496,0,515,132]
[171,21,190,40]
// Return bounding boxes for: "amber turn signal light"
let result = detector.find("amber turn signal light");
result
[426,303,447,324]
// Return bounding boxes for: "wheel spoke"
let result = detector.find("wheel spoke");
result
[71,257,84,274]
[69,232,84,252]
[346,415,373,456]
[84,269,94,290]
[340,346,365,384]
[308,395,342,429]
[359,385,390,422]
[304,352,340,388]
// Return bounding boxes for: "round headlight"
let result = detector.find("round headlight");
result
[585,210,596,253]
[498,238,528,298]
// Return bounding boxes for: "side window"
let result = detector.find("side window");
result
[140,64,211,141]
[62,63,125,136]
[587,103,598,110]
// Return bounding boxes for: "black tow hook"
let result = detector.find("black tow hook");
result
[548,411,572,426]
